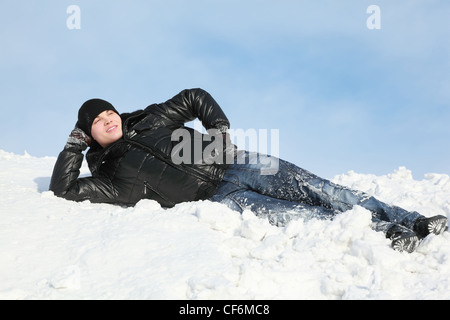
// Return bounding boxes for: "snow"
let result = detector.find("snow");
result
[0,149,449,300]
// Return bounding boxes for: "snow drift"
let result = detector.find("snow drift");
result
[0,149,449,300]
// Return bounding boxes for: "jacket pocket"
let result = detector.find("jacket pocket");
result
[143,181,176,207]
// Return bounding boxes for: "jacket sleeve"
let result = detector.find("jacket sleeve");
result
[147,88,230,131]
[49,149,119,203]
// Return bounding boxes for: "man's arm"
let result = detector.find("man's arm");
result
[49,128,118,204]
[147,88,231,132]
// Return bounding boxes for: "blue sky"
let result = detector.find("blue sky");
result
[1,0,450,179]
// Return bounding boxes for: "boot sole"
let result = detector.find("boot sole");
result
[415,215,448,239]
[392,235,420,253]
[428,217,448,236]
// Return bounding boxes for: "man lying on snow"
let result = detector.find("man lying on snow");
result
[50,88,447,253]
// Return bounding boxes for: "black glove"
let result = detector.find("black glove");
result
[64,127,92,152]
[222,132,237,157]
[207,127,237,164]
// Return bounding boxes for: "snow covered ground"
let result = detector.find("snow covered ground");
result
[0,149,449,300]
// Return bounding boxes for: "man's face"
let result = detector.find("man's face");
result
[90,110,123,148]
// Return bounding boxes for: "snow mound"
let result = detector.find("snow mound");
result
[0,150,449,300]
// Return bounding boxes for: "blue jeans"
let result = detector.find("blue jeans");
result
[210,151,422,233]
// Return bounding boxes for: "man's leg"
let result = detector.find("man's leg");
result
[227,151,423,229]
[214,186,420,252]
[216,188,339,227]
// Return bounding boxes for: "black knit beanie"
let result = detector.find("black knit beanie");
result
[77,99,119,136]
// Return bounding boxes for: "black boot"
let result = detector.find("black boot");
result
[386,224,420,253]
[413,215,448,239]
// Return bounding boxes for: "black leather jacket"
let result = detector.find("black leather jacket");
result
[49,88,231,207]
